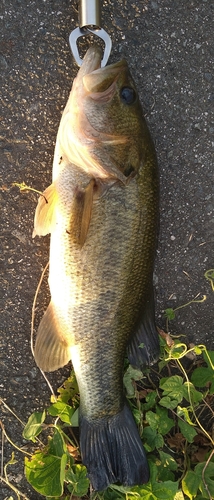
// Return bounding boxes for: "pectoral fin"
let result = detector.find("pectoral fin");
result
[78,178,95,246]
[69,179,95,247]
[33,183,58,237]
[34,302,71,372]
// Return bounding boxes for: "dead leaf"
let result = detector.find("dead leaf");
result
[166,432,185,450]
[67,443,80,460]
[193,434,211,447]
[138,388,153,400]
[158,327,174,347]
[191,446,211,463]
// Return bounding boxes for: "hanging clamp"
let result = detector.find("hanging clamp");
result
[69,0,112,67]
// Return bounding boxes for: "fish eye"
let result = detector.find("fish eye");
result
[120,87,136,105]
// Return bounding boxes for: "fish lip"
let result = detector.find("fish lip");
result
[88,58,128,80]
[83,58,128,95]
[78,45,103,77]
[81,44,127,75]
[78,45,128,95]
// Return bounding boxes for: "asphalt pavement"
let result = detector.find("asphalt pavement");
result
[0,0,213,498]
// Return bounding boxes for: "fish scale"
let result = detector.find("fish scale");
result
[33,45,159,491]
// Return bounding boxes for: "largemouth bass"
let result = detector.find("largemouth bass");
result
[33,45,159,491]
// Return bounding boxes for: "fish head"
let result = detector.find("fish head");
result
[60,45,147,183]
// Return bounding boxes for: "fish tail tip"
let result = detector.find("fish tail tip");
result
[80,404,149,491]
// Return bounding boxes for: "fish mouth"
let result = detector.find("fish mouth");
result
[78,45,103,77]
[81,45,127,97]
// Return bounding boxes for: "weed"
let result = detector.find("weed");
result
[204,270,214,292]
[1,238,213,499]
[1,337,213,500]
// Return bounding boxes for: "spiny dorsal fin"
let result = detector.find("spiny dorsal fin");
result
[33,183,58,237]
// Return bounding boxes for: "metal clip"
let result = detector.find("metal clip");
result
[69,0,112,67]
[79,0,101,28]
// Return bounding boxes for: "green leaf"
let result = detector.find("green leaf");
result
[109,483,141,496]
[182,381,203,405]
[177,406,195,426]
[170,345,186,359]
[156,406,174,435]
[66,464,89,496]
[159,374,202,410]
[156,466,174,482]
[56,370,79,403]
[148,461,159,484]
[164,308,176,320]
[159,451,178,472]
[142,391,157,411]
[159,375,184,406]
[191,366,213,386]
[25,428,68,496]
[182,470,201,499]
[174,492,185,500]
[178,419,197,443]
[191,497,208,500]
[143,427,164,452]
[123,365,144,397]
[158,358,169,372]
[160,375,183,395]
[132,480,178,499]
[203,349,214,368]
[152,480,179,499]
[155,451,177,482]
[48,428,67,457]
[48,402,75,424]
[25,451,67,497]
[194,461,214,499]
[45,497,71,500]
[194,346,203,355]
[189,348,214,394]
[159,396,179,410]
[145,407,173,436]
[22,411,46,442]
[129,483,155,500]
[145,410,159,430]
[132,407,142,426]
[103,487,125,499]
[70,407,79,426]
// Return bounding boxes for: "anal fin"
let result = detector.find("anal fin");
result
[34,302,71,372]
[127,286,160,369]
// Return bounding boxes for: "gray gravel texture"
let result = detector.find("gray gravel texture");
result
[0,0,213,498]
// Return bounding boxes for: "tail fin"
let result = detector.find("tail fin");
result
[80,404,149,491]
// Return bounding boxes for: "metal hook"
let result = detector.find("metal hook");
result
[69,0,112,67]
